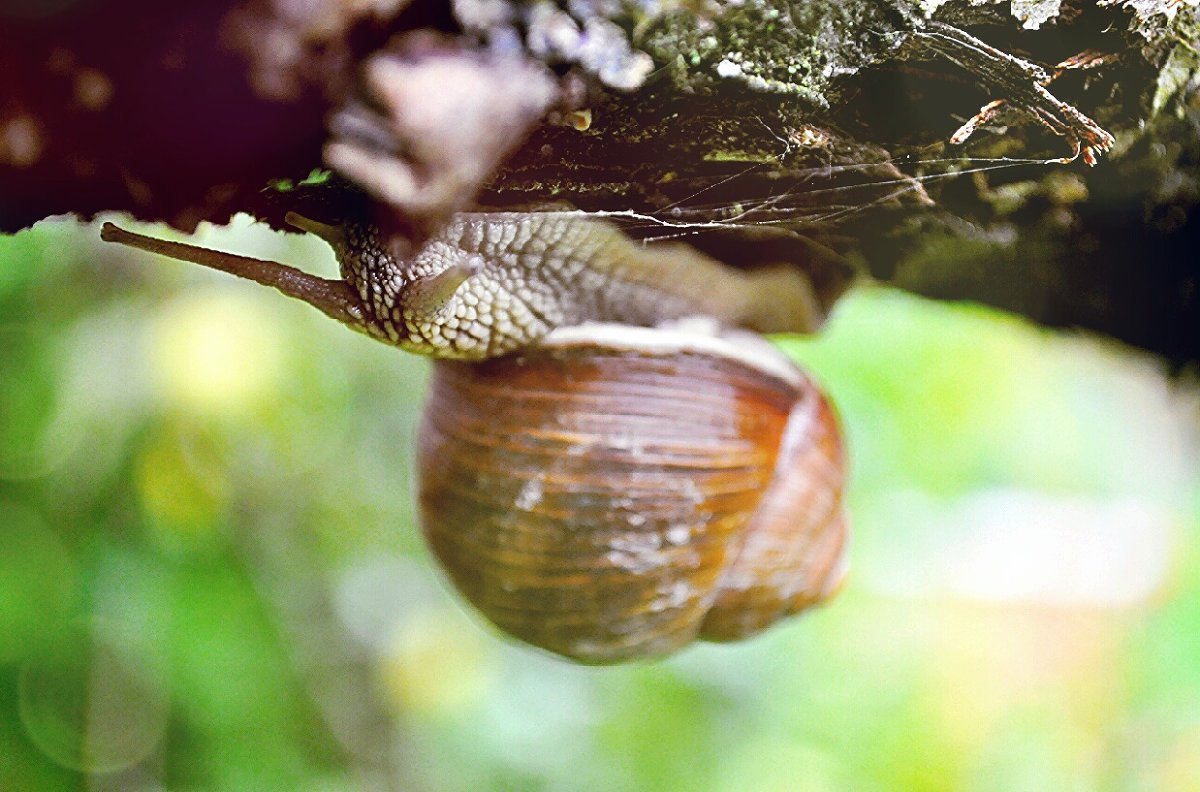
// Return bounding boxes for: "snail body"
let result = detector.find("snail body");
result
[100,210,848,662]
[104,212,822,359]
[301,212,823,359]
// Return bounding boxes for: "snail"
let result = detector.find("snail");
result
[100,209,849,663]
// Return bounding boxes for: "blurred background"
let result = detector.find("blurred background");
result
[0,217,1197,791]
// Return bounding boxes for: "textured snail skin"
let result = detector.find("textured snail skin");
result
[417,323,848,663]
[313,213,822,359]
[102,212,820,360]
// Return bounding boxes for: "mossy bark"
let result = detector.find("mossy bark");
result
[1,0,1196,360]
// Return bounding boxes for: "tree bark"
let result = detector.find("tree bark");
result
[1,0,1197,362]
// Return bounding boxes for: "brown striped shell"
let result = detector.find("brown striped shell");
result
[417,322,848,663]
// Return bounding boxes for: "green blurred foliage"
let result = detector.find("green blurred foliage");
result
[0,218,1197,791]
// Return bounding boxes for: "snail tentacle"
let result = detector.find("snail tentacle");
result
[100,222,367,328]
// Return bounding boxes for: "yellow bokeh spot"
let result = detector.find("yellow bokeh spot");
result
[135,432,227,551]
[150,291,285,416]
[1158,725,1200,792]
[376,608,495,718]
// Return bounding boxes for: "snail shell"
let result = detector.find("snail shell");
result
[417,321,848,663]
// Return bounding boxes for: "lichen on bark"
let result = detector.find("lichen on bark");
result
[637,0,906,106]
